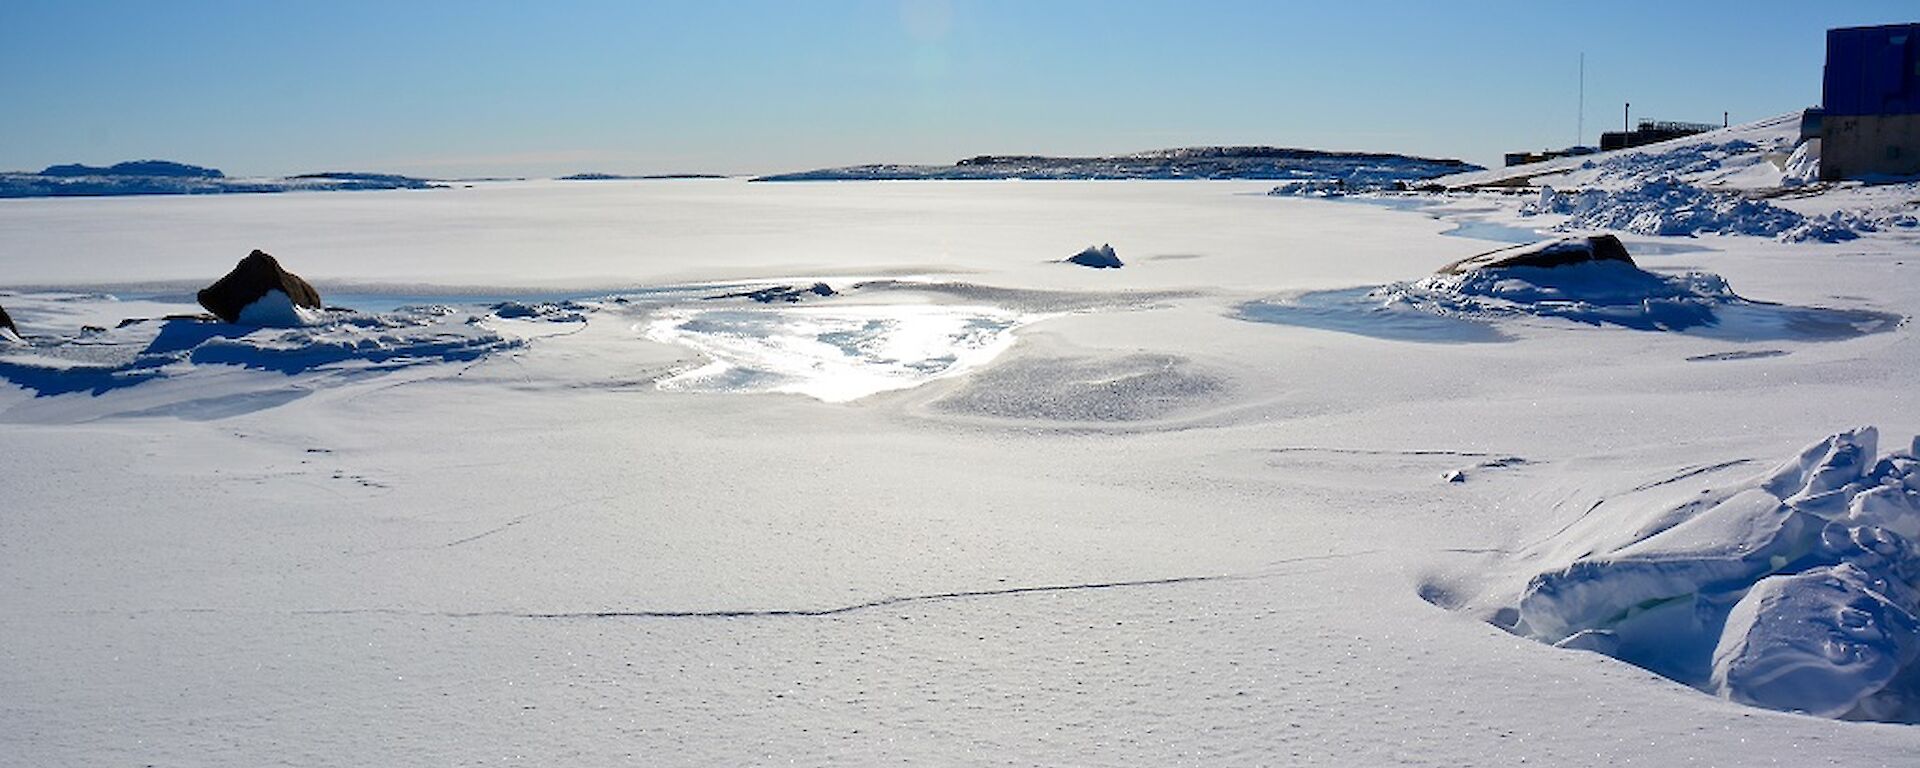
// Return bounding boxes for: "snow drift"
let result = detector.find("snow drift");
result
[1521,179,1864,243]
[1505,428,1920,722]
[0,301,518,420]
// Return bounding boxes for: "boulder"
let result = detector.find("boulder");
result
[1064,243,1123,269]
[1437,234,1634,275]
[196,250,322,323]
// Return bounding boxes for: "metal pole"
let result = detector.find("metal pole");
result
[1578,53,1585,147]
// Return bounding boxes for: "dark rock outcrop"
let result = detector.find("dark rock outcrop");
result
[705,283,837,303]
[1437,235,1634,275]
[1064,243,1123,269]
[0,301,14,334]
[196,250,323,323]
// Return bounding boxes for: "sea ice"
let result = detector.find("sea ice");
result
[644,303,1031,402]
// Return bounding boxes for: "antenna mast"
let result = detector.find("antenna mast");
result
[1577,53,1585,148]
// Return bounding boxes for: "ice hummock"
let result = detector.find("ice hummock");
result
[1503,427,1920,722]
[1063,244,1123,269]
[1240,248,1901,341]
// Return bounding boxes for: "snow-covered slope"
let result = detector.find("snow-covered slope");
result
[1394,113,1920,244]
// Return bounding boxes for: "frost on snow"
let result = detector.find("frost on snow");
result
[1510,428,1920,722]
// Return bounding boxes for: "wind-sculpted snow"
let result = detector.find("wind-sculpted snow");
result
[1418,112,1920,244]
[1490,428,1920,722]
[1239,260,1902,341]
[757,146,1478,184]
[1522,179,1869,243]
[0,299,518,421]
[644,303,1032,402]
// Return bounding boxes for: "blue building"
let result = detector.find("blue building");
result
[1820,23,1920,181]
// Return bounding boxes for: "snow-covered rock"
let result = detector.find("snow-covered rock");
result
[1389,259,1737,332]
[197,250,324,324]
[1437,235,1634,275]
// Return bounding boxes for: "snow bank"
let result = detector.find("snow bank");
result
[1522,178,1860,243]
[1783,139,1822,187]
[1419,112,1919,244]
[0,300,519,418]
[1506,428,1920,721]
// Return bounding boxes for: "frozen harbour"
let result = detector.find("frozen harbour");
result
[5,160,1920,765]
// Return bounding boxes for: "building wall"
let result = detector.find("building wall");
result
[1824,25,1920,117]
[1821,113,1920,181]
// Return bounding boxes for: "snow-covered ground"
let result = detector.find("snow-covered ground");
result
[5,171,1920,765]
[1402,113,1920,243]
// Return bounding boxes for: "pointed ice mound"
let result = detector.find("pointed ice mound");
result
[1063,244,1123,269]
[1503,427,1920,722]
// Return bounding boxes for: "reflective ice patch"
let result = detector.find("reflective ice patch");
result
[645,304,1030,402]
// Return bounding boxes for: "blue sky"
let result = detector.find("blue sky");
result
[2,1,1914,177]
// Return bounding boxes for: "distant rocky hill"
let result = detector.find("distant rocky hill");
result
[557,172,730,181]
[753,146,1480,184]
[0,160,443,198]
[38,160,225,179]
